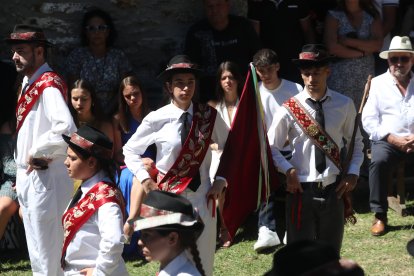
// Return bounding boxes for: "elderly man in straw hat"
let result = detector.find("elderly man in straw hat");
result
[5,25,76,275]
[362,36,414,236]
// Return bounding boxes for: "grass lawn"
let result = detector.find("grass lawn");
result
[1,181,413,275]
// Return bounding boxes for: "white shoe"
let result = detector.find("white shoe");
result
[283,231,287,245]
[253,226,281,252]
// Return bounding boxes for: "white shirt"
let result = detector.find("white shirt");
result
[15,63,76,167]
[215,99,239,128]
[64,171,128,276]
[259,79,303,130]
[159,252,201,276]
[362,70,414,141]
[123,102,229,185]
[268,88,364,186]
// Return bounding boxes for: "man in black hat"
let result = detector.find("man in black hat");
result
[5,24,76,275]
[267,44,364,254]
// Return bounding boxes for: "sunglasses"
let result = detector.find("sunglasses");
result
[389,56,411,64]
[85,25,109,32]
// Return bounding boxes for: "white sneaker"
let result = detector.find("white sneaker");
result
[253,226,281,252]
[283,231,287,245]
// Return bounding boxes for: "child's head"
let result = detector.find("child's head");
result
[253,49,280,88]
[135,190,205,275]
[69,79,103,125]
[158,55,201,109]
[63,125,115,182]
[117,75,149,133]
[118,75,148,114]
[215,61,242,102]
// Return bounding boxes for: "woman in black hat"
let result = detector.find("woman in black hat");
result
[123,55,229,276]
[135,190,205,276]
[61,125,128,275]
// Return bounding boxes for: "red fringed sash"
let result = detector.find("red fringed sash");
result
[61,182,125,267]
[16,71,67,133]
[158,103,217,194]
[283,97,342,171]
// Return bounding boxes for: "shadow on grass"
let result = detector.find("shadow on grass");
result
[130,258,149,268]
[0,249,31,272]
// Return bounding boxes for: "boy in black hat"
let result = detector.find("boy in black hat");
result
[267,44,364,254]
[61,125,127,275]
[135,190,205,276]
[123,54,229,276]
[5,24,76,275]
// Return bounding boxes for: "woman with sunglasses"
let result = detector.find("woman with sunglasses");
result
[66,8,133,118]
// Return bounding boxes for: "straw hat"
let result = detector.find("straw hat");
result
[379,36,414,59]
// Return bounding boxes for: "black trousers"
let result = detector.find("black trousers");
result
[285,181,344,255]
[369,140,414,214]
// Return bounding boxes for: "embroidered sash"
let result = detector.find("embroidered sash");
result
[283,97,342,171]
[16,71,67,133]
[61,182,125,268]
[158,103,217,194]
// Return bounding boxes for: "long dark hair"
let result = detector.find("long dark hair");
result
[80,8,117,47]
[68,79,105,127]
[215,61,243,103]
[337,0,379,18]
[156,228,206,276]
[117,75,149,133]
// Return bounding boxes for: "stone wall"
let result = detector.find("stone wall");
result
[0,0,247,107]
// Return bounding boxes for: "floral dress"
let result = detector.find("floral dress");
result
[66,47,133,116]
[327,10,375,108]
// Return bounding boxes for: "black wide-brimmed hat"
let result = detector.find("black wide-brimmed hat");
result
[5,24,53,47]
[157,55,202,81]
[134,190,204,236]
[292,44,335,68]
[62,125,113,160]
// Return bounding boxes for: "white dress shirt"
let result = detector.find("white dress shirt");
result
[268,88,364,186]
[158,252,201,276]
[15,62,76,167]
[64,171,128,276]
[123,102,229,185]
[215,99,238,128]
[362,70,414,141]
[259,79,303,129]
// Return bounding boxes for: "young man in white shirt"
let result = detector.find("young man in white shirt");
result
[362,36,414,236]
[268,44,364,254]
[252,48,302,252]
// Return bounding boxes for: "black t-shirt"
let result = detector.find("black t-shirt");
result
[248,0,311,83]
[184,15,261,102]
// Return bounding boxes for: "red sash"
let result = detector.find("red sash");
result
[16,71,67,133]
[283,97,342,171]
[61,182,125,267]
[158,103,217,194]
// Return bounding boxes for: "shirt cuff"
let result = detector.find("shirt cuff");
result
[136,169,151,183]
[347,163,361,177]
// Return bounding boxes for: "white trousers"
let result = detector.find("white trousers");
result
[183,185,217,276]
[16,158,72,276]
